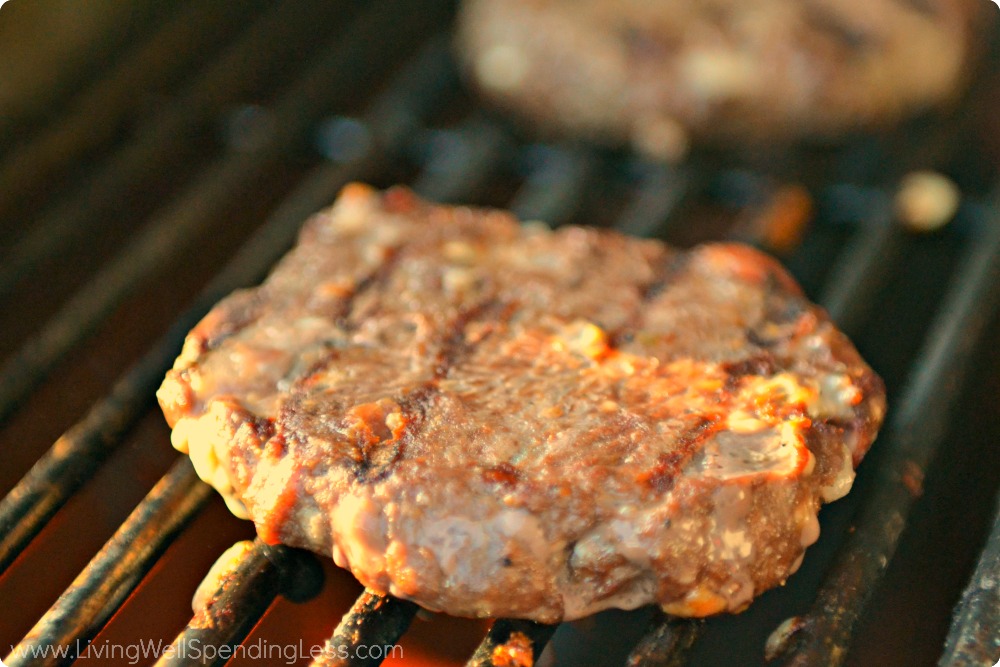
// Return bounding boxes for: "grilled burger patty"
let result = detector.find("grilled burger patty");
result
[158,184,885,622]
[457,0,982,158]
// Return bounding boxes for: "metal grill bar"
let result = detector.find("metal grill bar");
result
[466,619,557,667]
[614,163,697,239]
[939,489,1000,666]
[309,591,419,667]
[816,195,900,331]
[4,459,211,667]
[0,0,354,300]
[510,146,597,224]
[0,0,270,223]
[0,0,452,425]
[0,40,457,576]
[0,2,175,147]
[625,611,702,667]
[772,203,1000,666]
[411,116,512,204]
[155,541,323,667]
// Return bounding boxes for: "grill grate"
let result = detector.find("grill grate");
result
[940,490,1000,667]
[1,2,999,666]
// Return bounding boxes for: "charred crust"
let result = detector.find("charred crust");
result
[350,433,405,483]
[722,352,778,391]
[434,297,508,377]
[638,417,721,493]
[299,348,341,389]
[339,247,404,328]
[350,299,514,483]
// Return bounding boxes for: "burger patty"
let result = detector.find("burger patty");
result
[157,183,885,622]
[456,0,983,159]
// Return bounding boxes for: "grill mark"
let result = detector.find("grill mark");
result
[638,416,722,494]
[269,245,407,397]
[355,386,433,482]
[432,297,514,379]
[337,246,403,327]
[208,236,405,354]
[352,295,517,483]
[609,251,689,348]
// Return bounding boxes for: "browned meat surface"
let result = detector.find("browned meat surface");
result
[157,183,885,622]
[456,0,983,160]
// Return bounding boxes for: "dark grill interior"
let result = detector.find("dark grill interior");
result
[1,2,1000,665]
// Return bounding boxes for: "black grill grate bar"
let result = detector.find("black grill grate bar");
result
[0,0,272,225]
[466,618,558,667]
[309,590,420,667]
[4,458,212,667]
[0,0,359,300]
[155,540,324,667]
[815,194,900,333]
[625,610,703,667]
[0,39,458,578]
[771,200,1000,666]
[510,146,598,225]
[613,162,700,240]
[0,0,452,426]
[0,3,179,149]
[411,115,513,204]
[939,489,1000,666]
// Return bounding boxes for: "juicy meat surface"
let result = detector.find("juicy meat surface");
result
[456,0,983,159]
[158,183,885,622]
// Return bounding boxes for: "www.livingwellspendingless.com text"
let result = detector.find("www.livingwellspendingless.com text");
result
[4,637,403,665]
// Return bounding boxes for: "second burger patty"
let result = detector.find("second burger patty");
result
[457,0,983,159]
[158,184,885,622]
